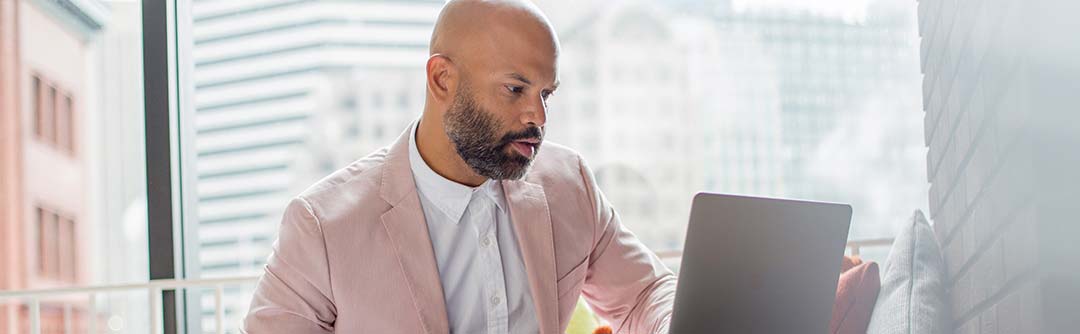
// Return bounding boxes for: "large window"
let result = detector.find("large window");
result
[2,0,929,333]
[172,0,926,331]
[178,2,444,331]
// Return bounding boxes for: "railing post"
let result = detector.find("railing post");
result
[29,298,40,334]
[150,287,162,334]
[63,303,72,334]
[215,284,225,334]
[6,303,16,334]
[87,293,97,334]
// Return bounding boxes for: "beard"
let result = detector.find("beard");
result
[443,82,543,181]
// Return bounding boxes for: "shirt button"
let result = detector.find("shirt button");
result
[491,295,501,306]
[481,235,492,247]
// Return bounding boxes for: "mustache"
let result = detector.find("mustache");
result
[498,126,544,146]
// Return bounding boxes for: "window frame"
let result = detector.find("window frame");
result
[142,0,191,332]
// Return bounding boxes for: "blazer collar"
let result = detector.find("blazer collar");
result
[378,125,450,334]
[379,123,558,334]
[503,179,559,334]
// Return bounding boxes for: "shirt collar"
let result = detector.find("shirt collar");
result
[408,120,506,224]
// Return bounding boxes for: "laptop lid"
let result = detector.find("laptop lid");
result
[669,193,852,334]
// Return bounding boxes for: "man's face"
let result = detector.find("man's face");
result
[434,4,559,181]
[443,78,544,180]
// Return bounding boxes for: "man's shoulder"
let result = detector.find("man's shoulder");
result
[294,146,392,222]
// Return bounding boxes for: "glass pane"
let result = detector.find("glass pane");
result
[180,0,925,331]
[537,0,926,265]
[182,2,442,331]
[0,0,149,332]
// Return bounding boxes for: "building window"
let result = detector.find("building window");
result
[55,93,70,153]
[32,75,43,137]
[61,94,75,153]
[59,217,76,281]
[36,207,49,275]
[47,84,57,143]
[29,72,77,156]
[35,205,77,282]
[397,91,409,109]
[372,92,384,110]
[32,75,54,141]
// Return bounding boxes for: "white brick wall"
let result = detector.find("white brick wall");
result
[918,0,1080,332]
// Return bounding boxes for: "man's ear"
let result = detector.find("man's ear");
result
[427,54,456,104]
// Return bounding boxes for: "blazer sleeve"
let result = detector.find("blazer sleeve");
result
[242,197,337,333]
[576,156,677,334]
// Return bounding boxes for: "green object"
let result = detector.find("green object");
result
[565,297,600,334]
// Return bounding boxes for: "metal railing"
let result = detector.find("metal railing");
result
[654,238,896,260]
[0,275,259,334]
[844,238,895,257]
[0,239,893,334]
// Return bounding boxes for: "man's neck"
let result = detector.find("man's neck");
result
[415,116,488,188]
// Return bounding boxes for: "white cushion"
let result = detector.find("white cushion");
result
[866,210,951,334]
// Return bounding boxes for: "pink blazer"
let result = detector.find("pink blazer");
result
[243,128,676,333]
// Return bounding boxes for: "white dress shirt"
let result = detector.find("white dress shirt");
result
[408,121,539,334]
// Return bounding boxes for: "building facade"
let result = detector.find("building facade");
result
[550,1,708,251]
[550,0,925,252]
[717,1,926,241]
[1,0,111,332]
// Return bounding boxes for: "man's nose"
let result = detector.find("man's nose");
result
[520,95,547,128]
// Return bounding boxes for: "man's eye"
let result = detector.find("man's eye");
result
[541,90,554,100]
[506,85,524,94]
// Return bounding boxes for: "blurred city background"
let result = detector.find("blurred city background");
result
[1,0,929,332]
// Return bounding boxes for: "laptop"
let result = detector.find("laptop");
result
[668,193,852,334]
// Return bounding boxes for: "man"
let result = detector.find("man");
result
[242,1,676,333]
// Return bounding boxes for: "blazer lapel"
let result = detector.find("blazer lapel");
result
[503,180,559,334]
[380,197,449,334]
[378,126,449,334]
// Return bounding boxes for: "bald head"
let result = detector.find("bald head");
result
[417,0,561,186]
[423,0,561,121]
[430,0,559,61]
